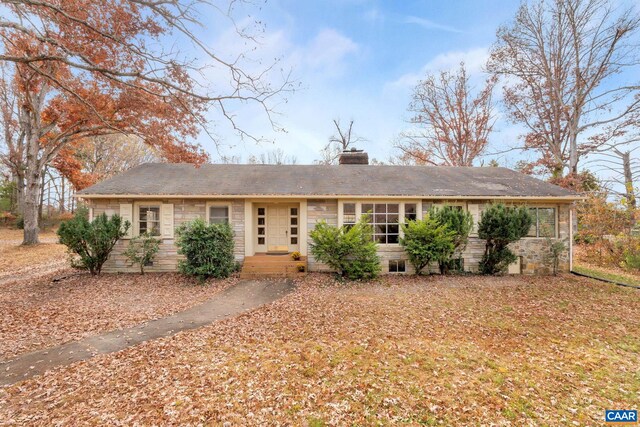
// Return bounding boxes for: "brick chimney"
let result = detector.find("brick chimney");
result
[338,148,369,165]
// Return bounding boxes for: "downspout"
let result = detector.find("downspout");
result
[569,205,573,271]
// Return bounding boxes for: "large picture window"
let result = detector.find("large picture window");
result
[362,203,400,244]
[138,205,161,236]
[340,201,422,244]
[527,207,557,238]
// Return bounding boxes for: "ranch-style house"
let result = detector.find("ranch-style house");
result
[76,150,581,276]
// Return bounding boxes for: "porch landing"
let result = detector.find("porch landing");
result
[240,254,308,279]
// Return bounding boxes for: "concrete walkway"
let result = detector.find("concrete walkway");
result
[0,279,295,387]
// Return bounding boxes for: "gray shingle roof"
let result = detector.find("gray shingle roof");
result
[76,163,579,199]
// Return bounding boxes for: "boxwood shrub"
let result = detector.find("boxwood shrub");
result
[175,218,235,281]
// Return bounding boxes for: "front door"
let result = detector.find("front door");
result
[267,205,289,251]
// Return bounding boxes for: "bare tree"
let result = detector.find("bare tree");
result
[0,0,293,244]
[588,145,639,209]
[72,135,159,181]
[248,148,297,165]
[396,63,497,166]
[488,0,640,178]
[0,63,24,213]
[317,119,366,165]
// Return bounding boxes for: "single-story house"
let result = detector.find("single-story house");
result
[76,150,580,275]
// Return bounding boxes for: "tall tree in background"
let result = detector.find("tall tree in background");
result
[0,0,291,244]
[56,135,159,189]
[396,63,497,166]
[317,119,366,165]
[0,63,24,213]
[488,0,640,180]
[248,148,297,165]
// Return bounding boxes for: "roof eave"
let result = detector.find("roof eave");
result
[75,193,583,201]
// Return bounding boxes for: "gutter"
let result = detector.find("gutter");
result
[74,194,584,201]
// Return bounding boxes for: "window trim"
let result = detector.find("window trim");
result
[205,201,232,225]
[388,259,406,273]
[338,200,423,246]
[525,205,559,239]
[133,201,162,237]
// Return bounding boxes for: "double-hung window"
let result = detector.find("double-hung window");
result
[527,207,557,238]
[209,205,230,224]
[138,205,161,236]
[343,203,357,230]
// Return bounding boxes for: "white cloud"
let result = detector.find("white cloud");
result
[388,47,490,88]
[404,16,462,34]
[304,29,359,75]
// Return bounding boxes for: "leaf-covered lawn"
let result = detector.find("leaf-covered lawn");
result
[574,243,640,287]
[0,273,237,360]
[0,228,67,281]
[1,274,639,425]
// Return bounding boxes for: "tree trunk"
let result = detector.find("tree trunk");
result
[38,167,45,222]
[622,152,636,208]
[22,132,42,245]
[23,167,41,244]
[13,172,24,215]
[60,175,66,213]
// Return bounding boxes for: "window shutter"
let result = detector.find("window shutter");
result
[119,203,133,239]
[161,203,174,239]
[468,203,480,236]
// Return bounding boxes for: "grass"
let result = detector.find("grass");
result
[0,227,66,274]
[573,264,640,287]
[1,273,639,425]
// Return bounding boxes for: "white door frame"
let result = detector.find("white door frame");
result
[245,200,305,255]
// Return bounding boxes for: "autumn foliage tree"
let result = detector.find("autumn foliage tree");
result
[0,0,290,244]
[488,0,640,179]
[397,62,497,166]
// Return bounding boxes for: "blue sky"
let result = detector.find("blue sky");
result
[198,0,638,180]
[199,0,526,165]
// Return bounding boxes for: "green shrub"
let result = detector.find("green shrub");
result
[175,218,235,281]
[57,212,130,275]
[478,204,533,275]
[400,215,455,275]
[124,233,161,274]
[16,216,23,229]
[309,216,380,280]
[623,251,640,271]
[430,205,473,273]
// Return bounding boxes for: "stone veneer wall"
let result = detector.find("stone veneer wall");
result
[90,199,244,273]
[89,198,571,275]
[454,202,571,274]
[305,199,572,275]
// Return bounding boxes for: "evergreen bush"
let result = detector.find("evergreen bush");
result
[400,215,455,275]
[57,212,129,275]
[309,216,380,280]
[175,218,235,281]
[429,205,473,273]
[478,204,532,274]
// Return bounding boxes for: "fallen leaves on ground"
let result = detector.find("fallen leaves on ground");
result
[1,273,639,425]
[0,228,67,282]
[0,272,237,360]
[574,243,640,282]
